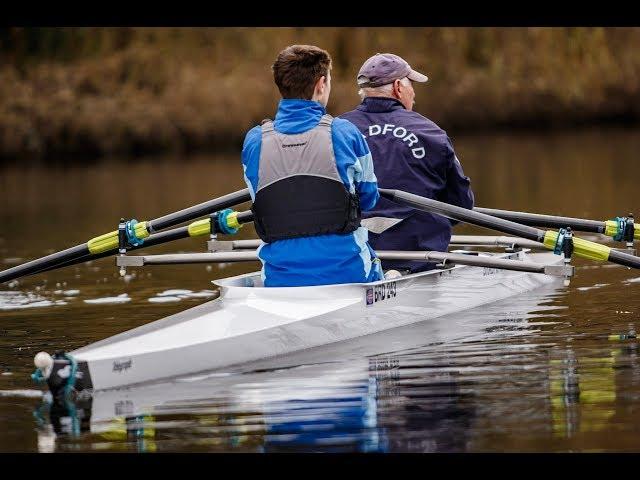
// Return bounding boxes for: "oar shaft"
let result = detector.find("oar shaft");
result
[236,210,255,224]
[0,245,89,284]
[382,188,640,270]
[474,207,605,233]
[28,210,257,277]
[35,226,194,275]
[379,189,545,242]
[149,189,250,232]
[608,249,640,269]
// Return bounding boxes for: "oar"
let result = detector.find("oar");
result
[379,189,640,270]
[474,207,638,243]
[0,189,251,284]
[34,210,255,276]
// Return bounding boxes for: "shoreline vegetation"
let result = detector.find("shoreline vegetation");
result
[1,27,640,161]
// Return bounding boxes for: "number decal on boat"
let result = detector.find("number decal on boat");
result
[366,281,397,306]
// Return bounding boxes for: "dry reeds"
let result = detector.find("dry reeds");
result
[1,27,639,160]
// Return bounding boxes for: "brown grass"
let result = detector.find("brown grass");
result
[1,27,640,160]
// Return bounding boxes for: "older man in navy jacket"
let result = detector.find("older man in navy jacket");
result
[340,53,475,274]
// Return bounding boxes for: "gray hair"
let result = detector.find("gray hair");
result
[358,77,411,100]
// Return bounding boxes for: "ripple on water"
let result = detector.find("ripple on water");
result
[157,289,193,297]
[2,257,23,265]
[148,296,182,303]
[0,389,43,398]
[577,283,611,291]
[147,289,217,303]
[53,289,80,296]
[0,291,68,311]
[83,293,131,305]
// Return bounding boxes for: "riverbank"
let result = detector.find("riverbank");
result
[2,27,640,161]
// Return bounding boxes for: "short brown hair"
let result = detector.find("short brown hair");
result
[272,45,332,100]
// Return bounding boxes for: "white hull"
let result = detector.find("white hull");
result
[70,251,562,391]
[80,280,561,431]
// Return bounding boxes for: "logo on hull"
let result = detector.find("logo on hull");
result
[113,359,133,373]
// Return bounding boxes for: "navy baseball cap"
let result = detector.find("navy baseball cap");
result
[357,53,429,88]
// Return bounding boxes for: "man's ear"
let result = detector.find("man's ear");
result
[392,79,402,98]
[317,75,326,94]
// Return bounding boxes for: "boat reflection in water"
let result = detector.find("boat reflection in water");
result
[36,284,567,452]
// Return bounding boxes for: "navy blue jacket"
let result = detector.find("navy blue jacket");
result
[340,97,474,272]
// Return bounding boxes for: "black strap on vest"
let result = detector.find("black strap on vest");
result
[251,175,361,243]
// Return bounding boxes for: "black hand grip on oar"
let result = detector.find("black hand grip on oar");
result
[380,189,640,270]
[0,189,251,284]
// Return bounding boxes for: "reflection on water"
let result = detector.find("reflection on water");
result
[2,128,640,452]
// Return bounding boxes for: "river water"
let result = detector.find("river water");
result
[1,127,639,452]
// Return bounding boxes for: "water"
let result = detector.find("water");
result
[1,127,640,452]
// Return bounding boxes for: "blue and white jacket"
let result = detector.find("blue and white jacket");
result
[241,99,383,287]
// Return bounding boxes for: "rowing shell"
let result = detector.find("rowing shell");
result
[42,250,562,394]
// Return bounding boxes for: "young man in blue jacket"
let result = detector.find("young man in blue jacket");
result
[340,53,475,274]
[241,45,383,287]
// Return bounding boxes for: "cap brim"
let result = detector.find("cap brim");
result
[407,69,428,83]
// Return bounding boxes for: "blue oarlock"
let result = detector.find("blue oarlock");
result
[217,209,240,235]
[125,219,145,247]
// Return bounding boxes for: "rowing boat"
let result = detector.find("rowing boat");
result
[37,282,559,443]
[12,188,637,403]
[37,249,562,395]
